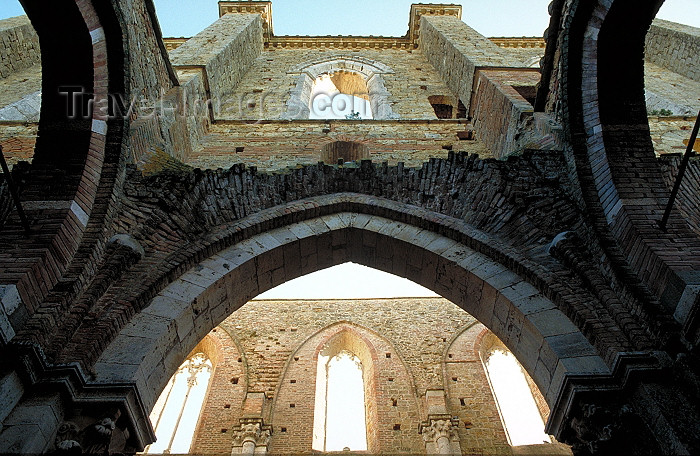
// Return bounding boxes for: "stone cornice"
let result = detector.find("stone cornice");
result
[490,37,547,48]
[409,3,462,43]
[165,3,546,52]
[219,1,273,39]
[163,37,188,52]
[267,36,416,50]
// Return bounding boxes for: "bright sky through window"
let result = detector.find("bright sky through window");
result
[484,350,551,446]
[309,75,373,120]
[313,351,368,451]
[145,354,212,454]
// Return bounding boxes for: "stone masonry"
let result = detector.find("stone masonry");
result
[1,1,700,455]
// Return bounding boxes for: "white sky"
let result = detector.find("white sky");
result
[256,263,438,299]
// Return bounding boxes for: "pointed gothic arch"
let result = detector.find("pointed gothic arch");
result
[91,195,611,445]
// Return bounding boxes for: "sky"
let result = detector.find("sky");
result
[0,1,698,37]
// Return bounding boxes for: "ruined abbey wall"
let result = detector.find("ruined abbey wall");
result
[1,1,700,454]
[182,298,566,455]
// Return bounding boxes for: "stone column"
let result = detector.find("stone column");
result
[420,415,461,455]
[231,418,272,455]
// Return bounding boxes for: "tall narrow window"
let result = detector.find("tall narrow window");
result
[144,353,213,454]
[313,350,368,451]
[483,349,550,446]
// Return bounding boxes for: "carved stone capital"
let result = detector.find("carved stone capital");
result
[420,414,460,443]
[231,418,272,448]
[54,411,130,455]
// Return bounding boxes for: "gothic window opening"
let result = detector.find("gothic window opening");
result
[309,72,373,120]
[482,349,551,446]
[313,350,368,452]
[144,353,213,454]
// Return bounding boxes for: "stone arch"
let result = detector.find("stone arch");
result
[282,55,399,120]
[93,200,610,444]
[558,0,700,336]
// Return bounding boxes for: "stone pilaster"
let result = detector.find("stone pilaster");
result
[420,414,461,455]
[231,418,272,455]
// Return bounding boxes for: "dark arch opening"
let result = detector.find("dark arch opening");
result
[321,141,370,164]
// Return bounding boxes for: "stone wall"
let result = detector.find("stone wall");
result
[0,16,40,79]
[646,19,700,82]
[419,15,518,111]
[169,13,263,103]
[188,120,488,171]
[215,48,455,121]
[470,69,541,158]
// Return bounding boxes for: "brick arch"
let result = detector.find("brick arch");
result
[282,55,400,120]
[0,0,126,344]
[92,203,610,442]
[267,321,422,454]
[190,328,249,453]
[443,323,511,451]
[560,0,700,336]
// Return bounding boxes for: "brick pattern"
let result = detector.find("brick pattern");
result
[658,154,700,236]
[215,47,456,121]
[175,299,569,455]
[445,325,510,453]
[189,329,247,454]
[188,121,487,171]
[33,149,664,384]
[549,0,700,339]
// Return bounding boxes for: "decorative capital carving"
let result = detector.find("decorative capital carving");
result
[232,418,272,448]
[54,411,130,455]
[420,414,460,443]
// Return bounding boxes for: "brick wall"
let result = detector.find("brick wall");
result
[188,120,487,171]
[183,298,567,455]
[216,47,455,121]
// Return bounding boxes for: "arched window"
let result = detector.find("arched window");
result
[144,353,213,454]
[480,343,550,446]
[313,347,368,452]
[309,72,373,119]
[283,55,399,120]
